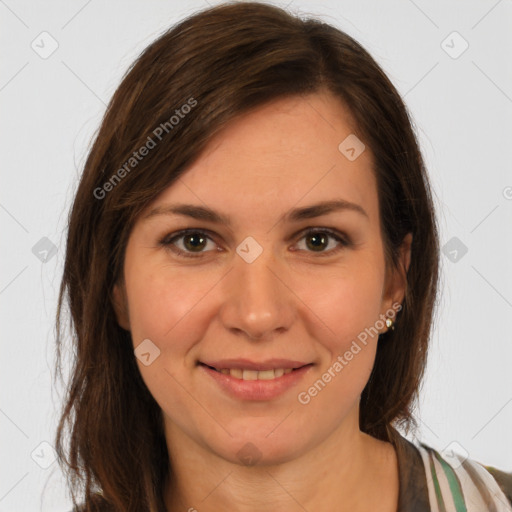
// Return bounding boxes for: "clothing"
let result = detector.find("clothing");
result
[71,433,512,511]
[394,431,512,511]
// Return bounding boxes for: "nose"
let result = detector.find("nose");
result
[219,245,295,341]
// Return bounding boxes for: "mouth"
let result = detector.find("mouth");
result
[199,362,311,381]
[198,360,314,401]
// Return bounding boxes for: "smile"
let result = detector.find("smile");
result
[198,361,314,401]
[205,365,295,380]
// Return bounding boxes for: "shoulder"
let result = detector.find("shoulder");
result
[415,440,512,509]
[483,464,512,505]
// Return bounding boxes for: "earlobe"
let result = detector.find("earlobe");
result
[112,282,131,331]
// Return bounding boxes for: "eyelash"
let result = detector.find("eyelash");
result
[158,227,351,259]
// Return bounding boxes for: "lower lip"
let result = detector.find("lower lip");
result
[199,363,313,401]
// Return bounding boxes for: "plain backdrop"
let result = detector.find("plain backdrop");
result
[1,0,511,510]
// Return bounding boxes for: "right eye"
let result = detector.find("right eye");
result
[159,229,220,258]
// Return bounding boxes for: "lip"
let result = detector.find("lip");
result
[200,358,309,371]
[198,361,314,401]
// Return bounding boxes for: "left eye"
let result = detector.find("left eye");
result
[160,228,349,258]
[294,229,349,254]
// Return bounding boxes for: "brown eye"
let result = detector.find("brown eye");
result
[161,229,218,258]
[182,233,208,252]
[160,227,350,259]
[295,228,350,255]
[305,232,329,251]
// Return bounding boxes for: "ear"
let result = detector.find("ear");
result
[112,281,131,331]
[382,232,412,311]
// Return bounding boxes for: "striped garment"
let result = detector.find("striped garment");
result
[70,432,512,511]
[394,432,512,511]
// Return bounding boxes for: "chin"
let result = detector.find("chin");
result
[206,420,313,467]
[220,440,306,468]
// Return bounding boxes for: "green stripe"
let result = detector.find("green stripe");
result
[433,450,467,512]
[428,450,447,512]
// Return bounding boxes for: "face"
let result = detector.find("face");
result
[113,90,410,466]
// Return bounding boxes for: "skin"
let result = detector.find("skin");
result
[113,90,412,512]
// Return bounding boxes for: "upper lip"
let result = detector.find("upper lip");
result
[200,358,312,371]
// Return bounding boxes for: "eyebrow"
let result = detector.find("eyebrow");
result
[143,199,368,226]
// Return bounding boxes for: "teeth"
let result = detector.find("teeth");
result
[242,370,258,380]
[216,367,297,380]
[256,370,275,380]
[230,368,243,379]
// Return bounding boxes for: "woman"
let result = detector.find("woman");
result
[55,2,512,511]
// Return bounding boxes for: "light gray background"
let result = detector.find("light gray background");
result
[1,0,511,510]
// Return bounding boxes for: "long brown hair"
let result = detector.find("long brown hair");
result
[54,2,440,510]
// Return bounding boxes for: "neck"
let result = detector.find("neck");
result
[163,413,398,512]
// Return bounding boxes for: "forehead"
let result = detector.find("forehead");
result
[145,91,379,228]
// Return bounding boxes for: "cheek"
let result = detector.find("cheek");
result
[297,262,385,353]
[293,267,384,420]
[124,267,218,419]
[125,264,219,346]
